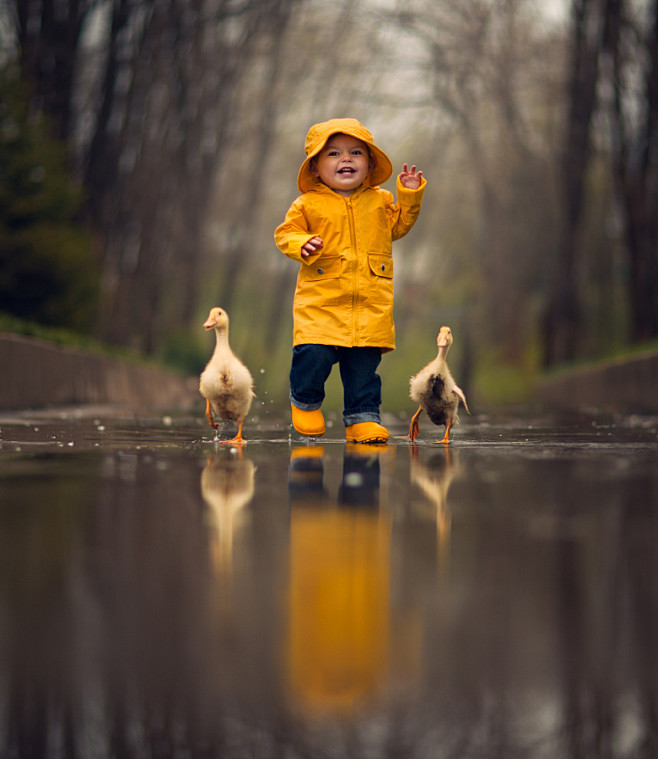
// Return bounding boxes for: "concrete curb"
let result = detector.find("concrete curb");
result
[537,349,658,413]
[0,334,198,412]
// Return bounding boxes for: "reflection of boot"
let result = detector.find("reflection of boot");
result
[338,444,384,508]
[288,446,328,505]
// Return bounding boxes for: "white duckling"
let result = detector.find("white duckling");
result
[408,326,470,444]
[199,307,255,444]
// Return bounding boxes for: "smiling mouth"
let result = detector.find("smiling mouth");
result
[338,168,355,174]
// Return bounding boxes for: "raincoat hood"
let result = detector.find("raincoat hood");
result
[297,118,393,193]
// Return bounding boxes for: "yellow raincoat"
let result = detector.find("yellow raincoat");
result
[274,119,426,351]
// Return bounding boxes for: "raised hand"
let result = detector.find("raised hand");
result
[399,163,423,190]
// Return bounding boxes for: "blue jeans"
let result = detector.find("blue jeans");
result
[290,344,383,426]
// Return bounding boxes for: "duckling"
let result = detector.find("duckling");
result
[408,326,470,444]
[199,307,255,444]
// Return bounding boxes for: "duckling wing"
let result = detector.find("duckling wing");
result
[221,363,255,415]
[452,384,470,414]
[228,359,255,395]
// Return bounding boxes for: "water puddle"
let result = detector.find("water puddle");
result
[1,408,657,757]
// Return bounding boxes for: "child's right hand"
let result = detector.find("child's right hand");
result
[301,236,323,260]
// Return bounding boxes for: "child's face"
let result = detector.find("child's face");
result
[310,134,372,196]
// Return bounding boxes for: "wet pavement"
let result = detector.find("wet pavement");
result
[1,407,658,758]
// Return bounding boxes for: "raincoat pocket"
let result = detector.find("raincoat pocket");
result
[302,256,342,281]
[368,253,393,279]
[297,256,343,308]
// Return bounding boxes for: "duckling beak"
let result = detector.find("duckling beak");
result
[203,311,217,329]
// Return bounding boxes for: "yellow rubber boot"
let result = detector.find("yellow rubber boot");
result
[345,422,389,444]
[291,404,326,437]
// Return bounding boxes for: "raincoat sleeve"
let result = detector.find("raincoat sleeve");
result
[274,197,322,265]
[387,176,427,241]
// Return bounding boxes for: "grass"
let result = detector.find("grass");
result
[0,313,177,371]
[541,337,658,380]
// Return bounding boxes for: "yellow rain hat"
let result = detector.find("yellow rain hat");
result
[297,118,393,193]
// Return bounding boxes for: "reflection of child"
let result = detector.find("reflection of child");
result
[275,118,426,443]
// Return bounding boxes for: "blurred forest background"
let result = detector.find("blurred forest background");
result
[1,0,657,413]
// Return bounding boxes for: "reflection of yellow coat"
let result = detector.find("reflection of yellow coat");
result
[287,507,392,713]
[274,178,426,351]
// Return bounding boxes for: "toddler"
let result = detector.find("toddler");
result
[274,118,425,443]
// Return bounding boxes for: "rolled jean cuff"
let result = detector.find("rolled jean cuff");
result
[290,392,323,412]
[343,410,381,426]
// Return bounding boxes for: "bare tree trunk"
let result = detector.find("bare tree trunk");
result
[215,3,294,312]
[12,0,304,354]
[607,0,658,342]
[633,0,658,341]
[543,0,604,367]
[15,0,89,141]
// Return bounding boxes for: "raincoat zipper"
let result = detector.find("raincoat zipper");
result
[346,195,358,342]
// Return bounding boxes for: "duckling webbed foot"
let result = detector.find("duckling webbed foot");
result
[205,399,219,429]
[437,418,453,445]
[222,419,247,446]
[409,406,423,441]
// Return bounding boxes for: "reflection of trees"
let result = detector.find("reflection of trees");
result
[627,478,658,757]
[555,472,658,758]
[0,464,88,757]
[0,450,273,756]
[92,452,219,755]
[1,446,658,757]
[388,453,658,759]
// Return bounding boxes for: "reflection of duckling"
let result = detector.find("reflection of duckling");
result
[409,446,458,566]
[409,326,470,444]
[199,307,255,444]
[201,450,256,572]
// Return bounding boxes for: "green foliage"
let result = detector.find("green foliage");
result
[159,329,208,376]
[472,343,540,406]
[0,63,99,333]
